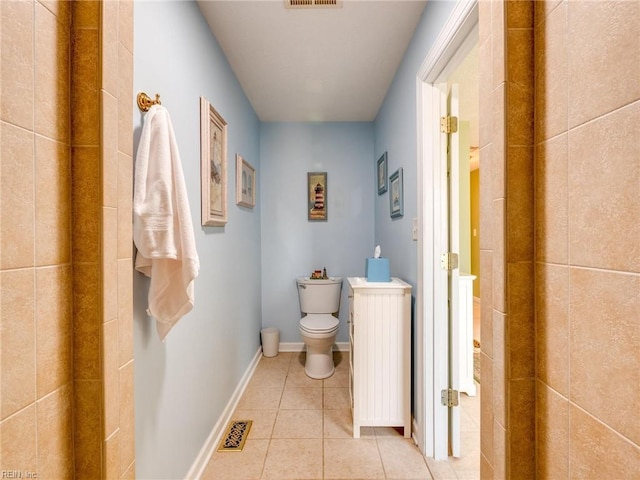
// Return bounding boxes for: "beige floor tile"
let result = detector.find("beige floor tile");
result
[323,388,350,409]
[324,353,349,387]
[232,410,277,439]
[201,439,269,480]
[208,351,480,479]
[332,351,349,368]
[460,407,480,433]
[263,351,295,365]
[454,470,482,479]
[377,437,431,479]
[323,367,349,388]
[324,409,353,438]
[272,409,323,439]
[424,458,458,480]
[262,438,323,479]
[323,439,385,479]
[280,385,323,410]
[250,364,289,388]
[448,431,480,474]
[286,362,324,387]
[237,386,283,410]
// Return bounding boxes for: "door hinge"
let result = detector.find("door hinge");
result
[440,115,458,134]
[441,388,459,407]
[441,252,459,271]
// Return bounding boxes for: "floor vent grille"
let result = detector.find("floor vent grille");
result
[217,420,252,452]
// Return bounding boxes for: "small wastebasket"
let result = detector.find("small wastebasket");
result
[261,327,279,357]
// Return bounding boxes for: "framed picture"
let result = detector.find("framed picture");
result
[377,152,388,195]
[235,154,255,208]
[308,172,327,221]
[389,168,403,218]
[200,96,228,227]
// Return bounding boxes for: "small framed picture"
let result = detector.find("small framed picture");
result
[235,154,255,208]
[377,152,388,195]
[308,172,327,221]
[200,96,227,226]
[389,168,403,218]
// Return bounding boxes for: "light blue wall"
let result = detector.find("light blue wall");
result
[373,0,458,418]
[374,0,457,289]
[260,123,375,343]
[133,2,261,479]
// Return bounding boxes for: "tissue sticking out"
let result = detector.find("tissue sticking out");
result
[374,245,381,259]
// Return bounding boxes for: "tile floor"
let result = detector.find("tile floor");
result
[202,350,480,480]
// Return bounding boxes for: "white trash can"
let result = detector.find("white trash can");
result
[261,327,279,357]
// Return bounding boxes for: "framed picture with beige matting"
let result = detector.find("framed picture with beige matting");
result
[200,96,227,226]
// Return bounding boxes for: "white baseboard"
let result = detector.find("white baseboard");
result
[186,341,350,479]
[185,347,262,480]
[278,341,350,353]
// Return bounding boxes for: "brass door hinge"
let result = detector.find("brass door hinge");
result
[440,115,458,134]
[441,252,459,271]
[441,388,459,407]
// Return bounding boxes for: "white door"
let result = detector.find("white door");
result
[444,83,461,458]
[432,81,462,458]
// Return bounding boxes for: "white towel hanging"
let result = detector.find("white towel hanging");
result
[133,104,200,340]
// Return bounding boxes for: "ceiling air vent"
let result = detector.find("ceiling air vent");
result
[285,0,342,9]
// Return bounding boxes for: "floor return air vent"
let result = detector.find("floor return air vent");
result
[217,420,253,452]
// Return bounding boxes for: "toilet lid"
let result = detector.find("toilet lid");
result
[300,314,339,333]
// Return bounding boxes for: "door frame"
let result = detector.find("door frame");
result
[415,0,478,460]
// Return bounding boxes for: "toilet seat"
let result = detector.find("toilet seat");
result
[299,314,339,334]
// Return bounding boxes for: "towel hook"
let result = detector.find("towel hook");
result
[137,92,161,112]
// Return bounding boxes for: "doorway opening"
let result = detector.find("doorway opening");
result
[414,1,480,476]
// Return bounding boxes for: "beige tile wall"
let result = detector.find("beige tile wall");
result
[482,1,640,477]
[72,0,135,478]
[0,1,134,478]
[479,0,536,477]
[1,1,74,478]
[535,1,640,477]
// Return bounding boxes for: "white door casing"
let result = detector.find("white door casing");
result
[414,0,477,461]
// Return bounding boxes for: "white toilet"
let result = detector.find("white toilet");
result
[296,276,342,379]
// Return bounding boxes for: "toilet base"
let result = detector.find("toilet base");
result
[304,349,335,379]
[300,331,337,379]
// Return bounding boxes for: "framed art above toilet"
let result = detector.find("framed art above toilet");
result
[308,172,327,221]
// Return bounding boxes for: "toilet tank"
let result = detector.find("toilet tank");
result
[297,277,343,314]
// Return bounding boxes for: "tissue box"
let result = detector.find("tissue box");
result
[366,258,390,282]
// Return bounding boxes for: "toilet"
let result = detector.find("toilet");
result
[296,276,342,379]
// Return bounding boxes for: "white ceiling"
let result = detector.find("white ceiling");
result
[197,0,428,122]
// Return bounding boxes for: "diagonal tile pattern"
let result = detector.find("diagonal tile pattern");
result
[202,351,479,479]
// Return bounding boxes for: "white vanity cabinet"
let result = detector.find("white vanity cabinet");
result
[347,277,412,438]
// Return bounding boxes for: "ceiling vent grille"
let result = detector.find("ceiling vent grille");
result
[285,0,342,9]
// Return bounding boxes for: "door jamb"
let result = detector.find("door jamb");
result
[415,0,478,461]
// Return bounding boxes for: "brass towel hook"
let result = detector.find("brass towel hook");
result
[137,92,161,112]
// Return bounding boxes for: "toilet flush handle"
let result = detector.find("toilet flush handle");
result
[299,284,306,289]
